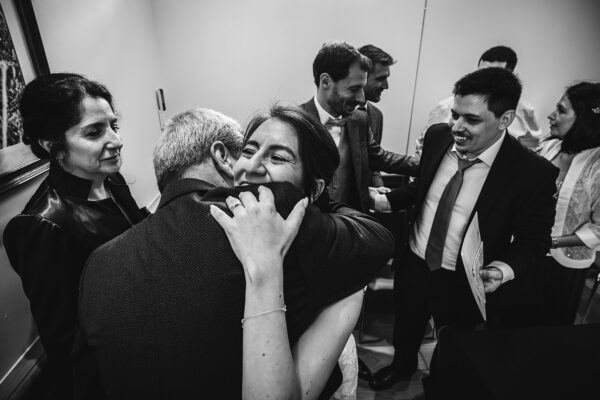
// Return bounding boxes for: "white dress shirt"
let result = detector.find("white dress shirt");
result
[314,96,342,147]
[410,132,514,282]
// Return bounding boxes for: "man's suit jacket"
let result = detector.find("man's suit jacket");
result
[301,98,417,211]
[74,179,394,399]
[364,103,385,186]
[366,103,384,145]
[387,123,558,321]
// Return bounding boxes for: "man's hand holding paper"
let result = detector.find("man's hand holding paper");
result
[479,267,503,293]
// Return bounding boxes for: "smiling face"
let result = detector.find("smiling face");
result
[325,62,367,117]
[364,63,390,103]
[547,94,576,139]
[450,94,506,158]
[60,96,123,183]
[234,118,304,190]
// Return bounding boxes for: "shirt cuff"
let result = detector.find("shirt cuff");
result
[374,193,392,212]
[574,224,600,250]
[487,261,514,284]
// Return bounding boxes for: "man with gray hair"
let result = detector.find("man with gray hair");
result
[153,107,243,192]
[73,106,393,399]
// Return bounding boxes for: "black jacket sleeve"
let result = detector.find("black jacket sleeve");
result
[4,215,86,382]
[292,201,395,306]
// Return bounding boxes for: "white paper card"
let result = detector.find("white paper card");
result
[461,212,486,321]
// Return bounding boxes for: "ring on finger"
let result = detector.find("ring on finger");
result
[227,197,243,211]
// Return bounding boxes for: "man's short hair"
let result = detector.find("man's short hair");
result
[312,41,372,87]
[358,44,396,71]
[479,46,518,72]
[453,67,522,118]
[153,108,243,192]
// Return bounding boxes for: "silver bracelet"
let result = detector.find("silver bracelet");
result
[241,305,287,328]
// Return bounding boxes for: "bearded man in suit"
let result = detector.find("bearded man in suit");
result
[368,67,558,391]
[300,41,417,213]
[358,44,396,187]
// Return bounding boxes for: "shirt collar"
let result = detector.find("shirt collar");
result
[451,131,506,167]
[313,96,338,125]
[158,178,216,208]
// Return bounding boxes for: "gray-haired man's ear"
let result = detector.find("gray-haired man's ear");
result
[310,179,326,203]
[210,141,235,181]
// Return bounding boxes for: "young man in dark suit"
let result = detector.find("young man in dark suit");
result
[358,44,397,187]
[368,67,558,391]
[300,41,417,213]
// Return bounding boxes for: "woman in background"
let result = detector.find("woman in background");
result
[3,73,147,398]
[537,81,600,325]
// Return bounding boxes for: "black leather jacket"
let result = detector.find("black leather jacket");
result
[3,162,147,398]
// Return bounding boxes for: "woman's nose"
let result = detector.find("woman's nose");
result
[245,155,266,175]
[106,129,123,148]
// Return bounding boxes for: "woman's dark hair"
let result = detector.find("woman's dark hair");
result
[561,81,600,154]
[244,103,340,207]
[19,73,114,161]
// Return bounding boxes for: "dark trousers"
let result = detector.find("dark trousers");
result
[391,250,483,371]
[539,256,589,326]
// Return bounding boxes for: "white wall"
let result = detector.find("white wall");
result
[408,0,600,152]
[150,0,426,153]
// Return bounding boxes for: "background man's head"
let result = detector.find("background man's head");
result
[478,45,517,72]
[313,41,372,117]
[153,108,243,192]
[358,44,396,103]
[450,67,522,158]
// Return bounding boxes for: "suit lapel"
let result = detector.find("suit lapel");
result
[469,135,518,223]
[345,117,365,190]
[366,105,382,138]
[301,98,320,120]
[419,130,453,202]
